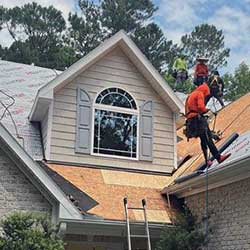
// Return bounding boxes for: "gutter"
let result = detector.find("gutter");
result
[162,151,250,198]
[59,217,172,238]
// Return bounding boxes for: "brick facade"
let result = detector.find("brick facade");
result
[0,148,52,218]
[186,178,250,250]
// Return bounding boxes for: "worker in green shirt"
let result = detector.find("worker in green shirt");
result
[172,52,188,91]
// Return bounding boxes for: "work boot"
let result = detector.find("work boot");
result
[207,160,213,167]
[218,153,231,164]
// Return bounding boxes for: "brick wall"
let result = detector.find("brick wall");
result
[0,148,51,218]
[185,177,250,250]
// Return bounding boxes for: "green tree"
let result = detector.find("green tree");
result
[156,205,206,250]
[1,2,70,69]
[101,0,157,34]
[0,213,64,250]
[0,6,7,30]
[223,62,250,101]
[132,23,178,73]
[68,0,176,73]
[68,0,105,57]
[181,24,230,71]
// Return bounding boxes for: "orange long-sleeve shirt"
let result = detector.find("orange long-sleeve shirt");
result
[185,84,210,119]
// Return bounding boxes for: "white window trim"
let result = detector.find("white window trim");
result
[91,88,139,161]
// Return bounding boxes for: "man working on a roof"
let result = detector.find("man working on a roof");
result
[172,52,188,91]
[206,70,225,108]
[185,83,231,166]
[194,57,209,86]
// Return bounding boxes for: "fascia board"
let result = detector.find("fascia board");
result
[29,91,53,121]
[29,32,123,121]
[61,218,171,238]
[38,32,125,97]
[30,30,184,120]
[119,36,184,113]
[0,124,82,220]
[164,152,250,198]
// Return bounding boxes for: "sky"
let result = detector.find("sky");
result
[0,0,249,74]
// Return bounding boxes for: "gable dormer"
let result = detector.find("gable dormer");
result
[30,31,183,174]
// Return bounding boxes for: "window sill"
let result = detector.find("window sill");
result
[91,152,139,161]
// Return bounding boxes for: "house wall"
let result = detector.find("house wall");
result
[41,110,48,157]
[185,177,250,250]
[49,46,175,173]
[0,148,52,218]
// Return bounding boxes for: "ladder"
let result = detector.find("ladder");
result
[123,197,151,250]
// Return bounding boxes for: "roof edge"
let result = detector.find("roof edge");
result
[30,30,184,121]
[0,123,83,220]
[162,152,250,198]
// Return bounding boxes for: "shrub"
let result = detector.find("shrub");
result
[156,205,206,250]
[0,213,64,250]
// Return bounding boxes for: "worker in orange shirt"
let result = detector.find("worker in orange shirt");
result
[185,83,231,166]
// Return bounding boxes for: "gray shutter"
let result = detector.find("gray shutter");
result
[139,101,153,161]
[75,87,92,154]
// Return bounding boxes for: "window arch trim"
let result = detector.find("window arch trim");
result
[94,87,138,110]
[91,87,139,160]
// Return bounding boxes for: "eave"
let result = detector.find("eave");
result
[0,123,83,221]
[29,30,184,122]
[162,152,250,198]
[60,217,172,238]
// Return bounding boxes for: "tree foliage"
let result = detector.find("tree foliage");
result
[101,0,156,34]
[181,24,230,71]
[0,213,64,250]
[223,62,250,101]
[0,2,70,69]
[68,0,105,58]
[132,23,178,72]
[67,0,175,73]
[156,205,206,250]
[0,2,230,75]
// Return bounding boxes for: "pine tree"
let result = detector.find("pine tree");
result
[223,62,250,101]
[1,2,69,69]
[68,0,105,57]
[181,24,230,71]
[132,23,178,73]
[101,0,157,34]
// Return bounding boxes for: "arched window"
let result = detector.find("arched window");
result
[93,88,138,159]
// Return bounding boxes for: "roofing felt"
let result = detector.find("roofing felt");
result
[173,93,250,183]
[47,163,174,223]
[0,60,61,159]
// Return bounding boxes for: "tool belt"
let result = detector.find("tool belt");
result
[184,115,208,139]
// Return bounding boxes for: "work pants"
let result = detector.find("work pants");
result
[199,125,220,162]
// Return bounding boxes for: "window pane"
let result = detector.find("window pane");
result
[94,109,137,158]
[101,93,132,108]
[96,88,137,109]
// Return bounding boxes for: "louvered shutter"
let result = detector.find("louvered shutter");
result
[139,101,153,161]
[75,87,92,154]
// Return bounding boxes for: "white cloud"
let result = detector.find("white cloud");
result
[155,1,250,73]
[156,0,206,29]
[207,6,250,48]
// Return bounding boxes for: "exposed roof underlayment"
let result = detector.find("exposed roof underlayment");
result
[0,60,61,159]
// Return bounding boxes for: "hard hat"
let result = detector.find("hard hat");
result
[196,56,208,61]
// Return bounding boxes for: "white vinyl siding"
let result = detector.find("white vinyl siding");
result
[50,47,175,173]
